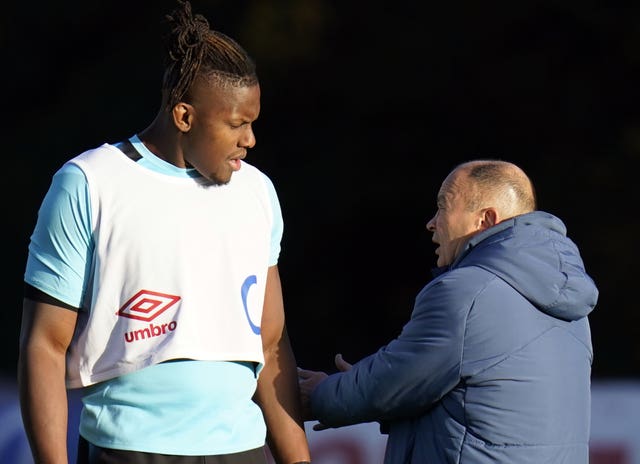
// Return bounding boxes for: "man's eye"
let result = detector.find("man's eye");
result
[229,120,246,128]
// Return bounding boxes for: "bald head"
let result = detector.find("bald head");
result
[427,159,537,267]
[452,160,537,221]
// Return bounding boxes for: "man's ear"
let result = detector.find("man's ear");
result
[172,102,194,133]
[479,207,499,230]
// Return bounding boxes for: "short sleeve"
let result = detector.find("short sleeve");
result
[24,163,93,308]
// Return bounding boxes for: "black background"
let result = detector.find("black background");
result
[2,1,638,379]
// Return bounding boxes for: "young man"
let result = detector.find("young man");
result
[299,159,598,463]
[18,1,311,463]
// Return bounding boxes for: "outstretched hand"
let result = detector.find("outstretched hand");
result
[297,354,353,431]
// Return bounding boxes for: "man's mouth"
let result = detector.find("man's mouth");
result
[229,151,246,171]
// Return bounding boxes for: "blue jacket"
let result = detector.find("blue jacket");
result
[310,211,598,463]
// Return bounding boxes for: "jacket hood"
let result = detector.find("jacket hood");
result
[451,211,598,321]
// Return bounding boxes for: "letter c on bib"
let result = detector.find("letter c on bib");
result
[241,275,261,334]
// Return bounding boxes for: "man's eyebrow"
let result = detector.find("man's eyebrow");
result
[436,192,448,205]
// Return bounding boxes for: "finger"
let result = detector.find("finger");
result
[335,353,353,371]
[297,367,314,379]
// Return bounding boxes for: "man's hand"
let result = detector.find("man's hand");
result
[296,366,327,421]
[297,354,353,431]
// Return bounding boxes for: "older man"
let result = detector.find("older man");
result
[299,159,598,463]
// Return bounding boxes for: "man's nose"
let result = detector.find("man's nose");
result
[426,216,436,232]
[240,126,256,149]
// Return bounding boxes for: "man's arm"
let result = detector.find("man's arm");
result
[253,265,311,464]
[305,274,471,428]
[18,298,78,464]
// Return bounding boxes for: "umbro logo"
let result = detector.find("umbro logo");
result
[117,289,181,322]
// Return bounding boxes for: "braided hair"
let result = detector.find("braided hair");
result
[160,0,258,110]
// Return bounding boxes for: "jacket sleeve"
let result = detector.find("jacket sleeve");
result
[310,273,474,427]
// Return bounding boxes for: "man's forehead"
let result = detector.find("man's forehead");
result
[437,185,456,204]
[438,172,468,204]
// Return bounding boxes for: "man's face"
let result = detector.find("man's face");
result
[426,169,483,267]
[182,81,261,185]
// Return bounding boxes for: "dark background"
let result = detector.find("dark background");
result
[2,1,638,379]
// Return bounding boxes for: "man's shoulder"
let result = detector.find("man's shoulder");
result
[433,265,498,288]
[63,143,125,174]
[421,266,503,303]
[237,160,270,179]
[235,161,277,192]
